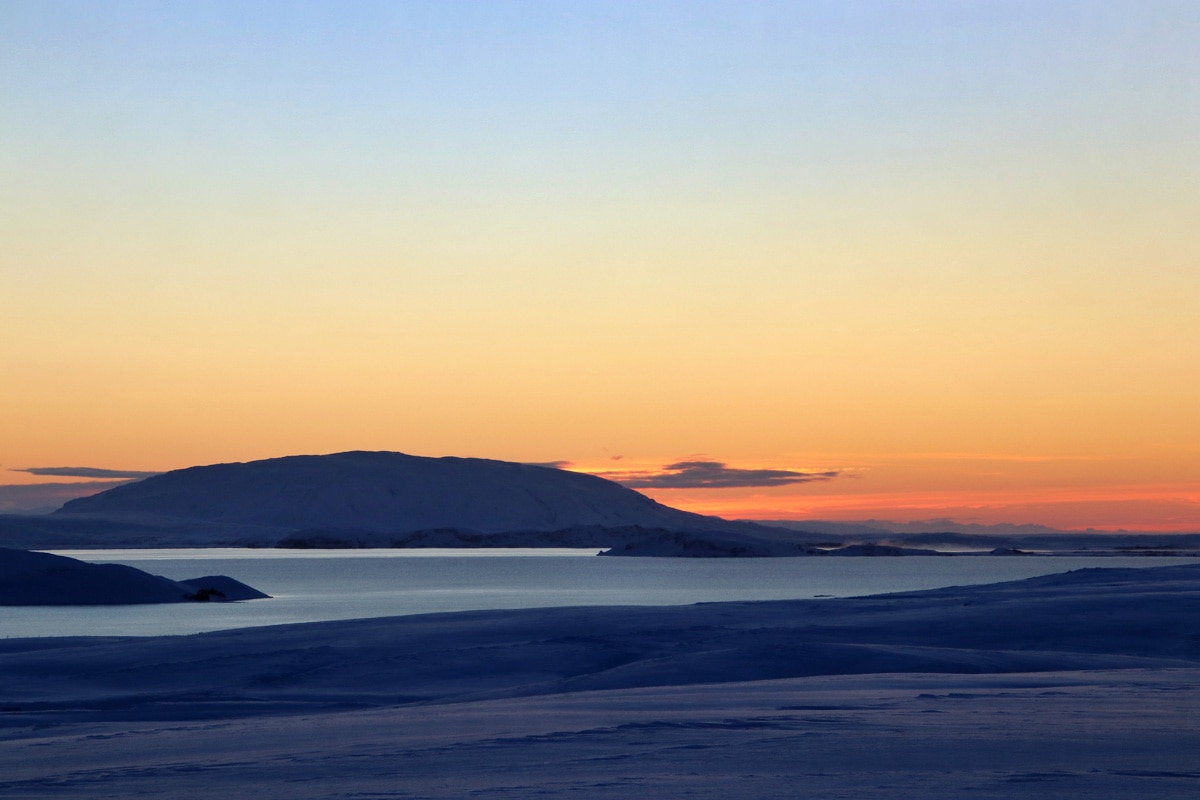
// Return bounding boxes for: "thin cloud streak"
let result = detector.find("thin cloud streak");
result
[606,460,840,490]
[14,467,162,479]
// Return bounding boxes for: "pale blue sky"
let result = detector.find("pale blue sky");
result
[3,1,1198,528]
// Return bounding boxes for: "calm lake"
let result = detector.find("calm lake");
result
[5,549,1197,639]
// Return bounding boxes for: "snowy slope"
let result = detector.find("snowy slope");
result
[1,563,1196,712]
[2,563,1198,799]
[55,451,748,535]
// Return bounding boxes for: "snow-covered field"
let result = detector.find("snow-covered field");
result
[2,564,1198,798]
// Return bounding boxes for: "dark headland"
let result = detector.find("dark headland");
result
[0,547,268,605]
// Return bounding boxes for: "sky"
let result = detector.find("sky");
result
[2,1,1198,529]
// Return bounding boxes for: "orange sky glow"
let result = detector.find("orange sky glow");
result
[2,3,1197,531]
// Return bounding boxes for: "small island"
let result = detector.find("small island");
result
[0,547,269,606]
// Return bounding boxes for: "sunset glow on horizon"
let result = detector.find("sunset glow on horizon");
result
[2,1,1197,531]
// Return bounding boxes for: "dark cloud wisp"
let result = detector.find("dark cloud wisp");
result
[15,467,162,480]
[616,461,839,489]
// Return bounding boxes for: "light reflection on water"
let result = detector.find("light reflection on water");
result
[48,547,606,560]
[4,550,1196,639]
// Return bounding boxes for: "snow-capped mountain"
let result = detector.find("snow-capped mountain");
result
[55,451,746,536]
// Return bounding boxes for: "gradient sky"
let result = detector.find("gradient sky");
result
[3,1,1198,529]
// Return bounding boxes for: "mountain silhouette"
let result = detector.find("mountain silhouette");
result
[56,451,748,536]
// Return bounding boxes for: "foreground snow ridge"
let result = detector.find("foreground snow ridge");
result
[1,563,1198,799]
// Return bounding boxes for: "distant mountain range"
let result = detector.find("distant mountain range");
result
[755,519,1114,537]
[1,451,1195,554]
[4,451,801,551]
[754,519,1200,553]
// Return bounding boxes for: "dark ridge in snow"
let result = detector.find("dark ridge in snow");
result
[0,548,268,605]
[276,525,823,556]
[821,543,945,557]
[597,529,819,557]
[599,536,947,558]
[54,451,757,537]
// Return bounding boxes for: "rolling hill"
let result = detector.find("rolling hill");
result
[48,451,780,548]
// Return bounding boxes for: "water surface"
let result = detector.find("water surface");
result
[4,549,1195,638]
